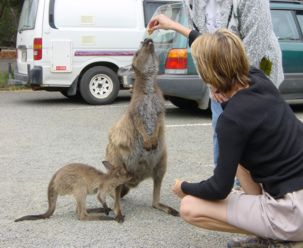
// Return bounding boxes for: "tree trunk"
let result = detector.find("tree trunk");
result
[0,0,8,19]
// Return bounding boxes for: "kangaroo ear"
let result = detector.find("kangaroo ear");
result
[102,161,113,170]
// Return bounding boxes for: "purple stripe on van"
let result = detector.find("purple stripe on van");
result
[74,51,136,56]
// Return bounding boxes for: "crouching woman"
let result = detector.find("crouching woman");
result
[172,29,303,247]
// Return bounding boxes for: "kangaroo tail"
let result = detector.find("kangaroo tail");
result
[14,213,49,222]
[15,176,58,222]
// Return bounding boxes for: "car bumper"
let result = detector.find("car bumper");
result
[157,74,205,99]
[119,67,210,109]
[12,65,43,86]
[157,74,209,109]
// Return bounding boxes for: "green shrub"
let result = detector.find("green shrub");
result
[0,71,8,88]
[0,71,28,90]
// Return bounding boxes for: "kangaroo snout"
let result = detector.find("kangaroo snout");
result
[142,38,154,50]
[143,38,153,44]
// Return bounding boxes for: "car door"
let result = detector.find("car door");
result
[16,0,42,78]
[271,9,303,99]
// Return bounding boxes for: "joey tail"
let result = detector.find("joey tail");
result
[15,177,58,222]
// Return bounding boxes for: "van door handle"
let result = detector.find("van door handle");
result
[18,45,27,49]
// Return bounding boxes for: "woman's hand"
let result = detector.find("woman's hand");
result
[212,92,229,103]
[172,179,186,199]
[148,14,178,34]
[209,86,229,103]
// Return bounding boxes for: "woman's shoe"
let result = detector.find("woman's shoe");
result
[226,236,303,248]
[227,236,273,248]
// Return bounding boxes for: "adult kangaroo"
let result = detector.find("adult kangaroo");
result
[106,38,179,222]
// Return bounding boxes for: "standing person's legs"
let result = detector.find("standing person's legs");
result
[211,99,223,167]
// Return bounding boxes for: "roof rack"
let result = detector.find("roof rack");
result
[270,0,303,4]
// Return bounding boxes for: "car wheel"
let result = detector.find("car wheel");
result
[169,96,199,109]
[80,66,119,105]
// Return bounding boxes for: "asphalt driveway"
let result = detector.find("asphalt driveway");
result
[2,90,303,248]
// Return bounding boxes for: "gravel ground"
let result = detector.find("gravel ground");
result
[5,90,303,248]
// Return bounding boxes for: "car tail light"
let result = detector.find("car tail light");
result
[33,38,42,60]
[165,48,188,74]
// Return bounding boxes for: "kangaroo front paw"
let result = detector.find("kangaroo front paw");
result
[144,138,158,151]
[144,143,153,151]
[151,141,158,150]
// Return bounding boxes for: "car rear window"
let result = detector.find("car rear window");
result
[143,1,179,27]
[18,0,39,32]
[144,3,189,46]
[271,10,300,40]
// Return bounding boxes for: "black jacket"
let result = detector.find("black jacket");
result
[182,67,303,199]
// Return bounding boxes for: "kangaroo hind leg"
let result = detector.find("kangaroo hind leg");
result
[152,155,179,217]
[74,189,114,221]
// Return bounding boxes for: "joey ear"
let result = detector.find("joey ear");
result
[102,160,113,170]
[122,164,133,179]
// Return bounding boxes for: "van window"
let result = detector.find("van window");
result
[54,0,138,28]
[18,0,39,32]
[271,10,300,40]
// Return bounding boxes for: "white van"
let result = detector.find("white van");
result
[14,0,177,104]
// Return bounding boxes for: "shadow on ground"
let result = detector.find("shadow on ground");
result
[290,104,303,113]
[14,90,132,107]
[166,106,211,119]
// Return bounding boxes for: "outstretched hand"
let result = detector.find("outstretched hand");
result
[172,179,186,199]
[147,14,192,38]
[147,14,177,34]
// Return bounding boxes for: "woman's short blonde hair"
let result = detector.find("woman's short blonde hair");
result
[191,29,250,93]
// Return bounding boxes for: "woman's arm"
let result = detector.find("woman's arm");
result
[148,14,203,47]
[148,14,192,38]
[181,115,247,200]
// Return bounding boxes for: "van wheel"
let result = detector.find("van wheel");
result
[169,96,199,109]
[80,66,119,105]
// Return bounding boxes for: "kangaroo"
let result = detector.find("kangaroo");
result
[15,161,132,222]
[106,38,179,223]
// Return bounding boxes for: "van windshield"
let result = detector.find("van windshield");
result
[18,0,39,32]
